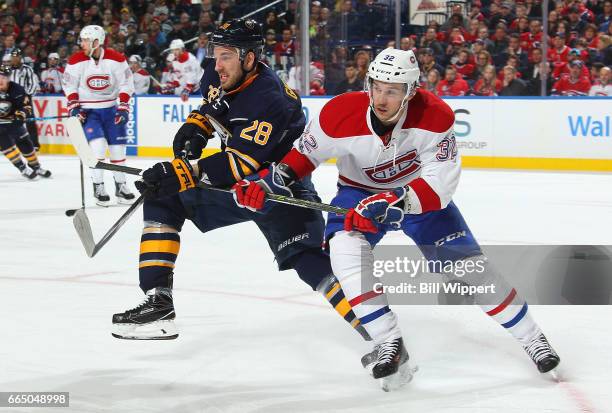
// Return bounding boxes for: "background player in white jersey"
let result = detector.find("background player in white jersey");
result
[63,25,136,206]
[40,53,64,94]
[128,55,151,95]
[234,48,561,391]
[166,39,203,102]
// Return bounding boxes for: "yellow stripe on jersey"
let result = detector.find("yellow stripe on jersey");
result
[225,147,261,171]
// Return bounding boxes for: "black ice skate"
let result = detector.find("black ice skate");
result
[93,183,112,207]
[370,337,418,392]
[20,166,37,180]
[112,288,178,340]
[34,167,52,178]
[115,181,135,204]
[523,333,560,375]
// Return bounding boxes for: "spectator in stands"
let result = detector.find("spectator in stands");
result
[454,48,475,79]
[420,28,444,57]
[264,29,277,59]
[215,0,234,25]
[354,50,371,81]
[422,68,441,95]
[596,35,612,65]
[525,0,542,19]
[437,66,470,96]
[473,64,502,95]
[525,52,553,95]
[199,12,217,34]
[552,60,592,95]
[548,32,571,68]
[476,27,495,53]
[474,49,492,79]
[193,33,209,64]
[148,20,167,48]
[359,0,384,40]
[325,44,348,92]
[274,28,296,71]
[498,34,529,73]
[334,60,361,95]
[419,48,445,82]
[285,0,298,26]
[500,65,528,95]
[553,48,590,79]
[589,66,612,95]
[263,11,286,36]
[491,23,510,57]
[330,0,360,40]
[400,37,416,52]
[567,6,587,35]
[596,1,612,27]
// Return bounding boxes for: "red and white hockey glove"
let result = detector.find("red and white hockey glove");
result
[232,164,294,213]
[162,81,179,94]
[344,187,407,234]
[68,100,88,123]
[180,85,193,102]
[114,102,129,125]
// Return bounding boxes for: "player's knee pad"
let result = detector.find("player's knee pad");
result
[329,231,373,284]
[289,248,333,290]
[108,144,126,161]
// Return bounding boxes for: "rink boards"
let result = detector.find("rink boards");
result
[34,94,612,172]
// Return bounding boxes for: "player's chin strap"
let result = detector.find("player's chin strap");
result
[84,39,101,58]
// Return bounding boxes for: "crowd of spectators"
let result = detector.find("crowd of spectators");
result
[1,0,611,97]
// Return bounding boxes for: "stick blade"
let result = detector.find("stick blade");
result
[65,117,98,168]
[72,209,96,257]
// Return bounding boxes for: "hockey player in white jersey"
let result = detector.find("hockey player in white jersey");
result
[63,25,136,206]
[234,48,560,391]
[40,53,64,93]
[166,39,203,102]
[128,55,151,95]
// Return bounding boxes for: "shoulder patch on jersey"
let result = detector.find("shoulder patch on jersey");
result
[137,69,150,76]
[103,49,127,63]
[177,52,189,63]
[319,92,370,138]
[402,89,455,133]
[67,51,89,65]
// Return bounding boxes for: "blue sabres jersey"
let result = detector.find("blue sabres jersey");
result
[0,82,31,122]
[196,59,305,186]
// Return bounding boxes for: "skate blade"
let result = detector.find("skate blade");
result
[95,200,113,207]
[116,197,135,205]
[379,362,419,392]
[112,320,178,340]
[548,366,564,382]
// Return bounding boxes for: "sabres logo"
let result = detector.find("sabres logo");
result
[363,150,421,184]
[207,85,220,103]
[245,19,255,29]
[220,22,230,30]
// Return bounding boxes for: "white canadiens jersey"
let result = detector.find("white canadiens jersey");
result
[63,48,135,109]
[295,90,460,214]
[133,69,151,94]
[588,83,612,96]
[170,51,203,93]
[40,66,64,93]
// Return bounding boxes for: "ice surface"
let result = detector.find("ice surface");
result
[1,156,611,413]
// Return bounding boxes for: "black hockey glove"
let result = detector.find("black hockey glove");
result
[135,158,197,199]
[14,110,27,125]
[172,110,213,160]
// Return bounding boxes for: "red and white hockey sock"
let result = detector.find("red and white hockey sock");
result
[329,231,402,344]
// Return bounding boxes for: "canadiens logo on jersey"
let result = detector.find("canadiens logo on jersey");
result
[86,75,111,91]
[363,150,421,184]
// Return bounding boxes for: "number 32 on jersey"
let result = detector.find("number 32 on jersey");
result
[240,120,273,146]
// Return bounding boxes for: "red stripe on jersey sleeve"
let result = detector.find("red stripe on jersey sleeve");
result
[408,177,441,212]
[118,93,130,104]
[282,148,316,179]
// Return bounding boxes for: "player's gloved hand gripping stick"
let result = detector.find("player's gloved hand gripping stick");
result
[65,117,347,257]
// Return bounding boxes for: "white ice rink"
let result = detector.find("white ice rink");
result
[1,155,611,413]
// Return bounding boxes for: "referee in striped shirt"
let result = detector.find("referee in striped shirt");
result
[9,49,41,150]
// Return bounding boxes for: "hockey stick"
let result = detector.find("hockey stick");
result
[64,117,349,215]
[0,115,72,125]
[73,192,146,257]
[65,161,88,217]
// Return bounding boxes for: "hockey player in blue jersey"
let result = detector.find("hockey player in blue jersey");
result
[0,65,52,179]
[111,19,369,342]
